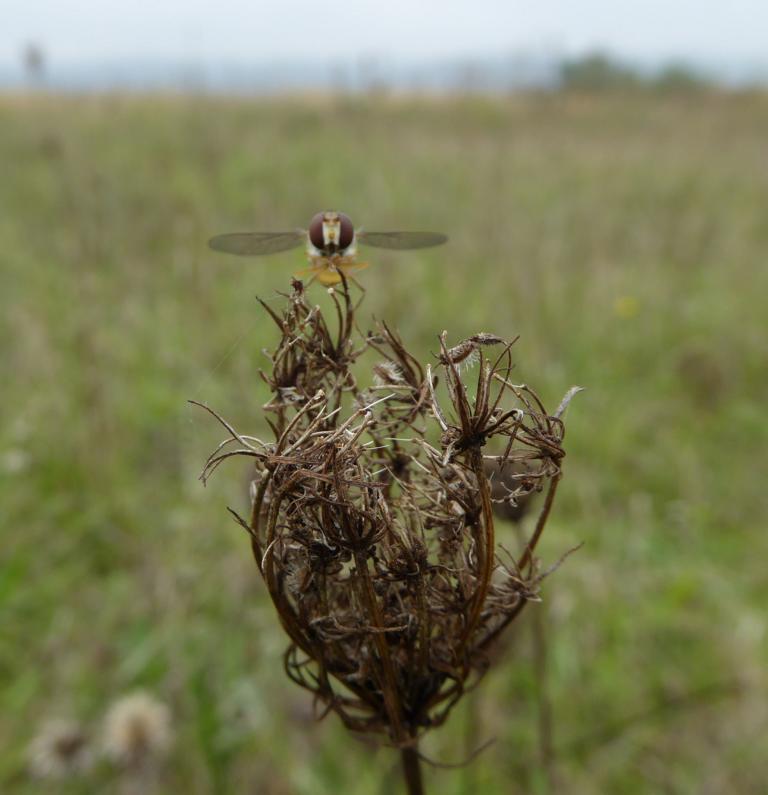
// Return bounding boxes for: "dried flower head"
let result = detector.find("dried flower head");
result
[196,278,578,760]
[102,692,173,769]
[28,718,94,779]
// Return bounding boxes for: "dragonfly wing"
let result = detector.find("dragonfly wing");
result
[208,231,305,256]
[358,231,448,250]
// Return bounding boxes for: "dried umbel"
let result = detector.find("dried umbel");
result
[196,278,578,791]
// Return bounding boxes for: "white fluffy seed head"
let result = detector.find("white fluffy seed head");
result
[102,691,173,768]
[372,361,404,387]
[353,389,374,411]
[28,718,94,779]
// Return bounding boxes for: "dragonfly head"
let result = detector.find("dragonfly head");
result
[309,211,354,254]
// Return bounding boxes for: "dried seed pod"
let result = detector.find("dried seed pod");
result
[438,332,505,367]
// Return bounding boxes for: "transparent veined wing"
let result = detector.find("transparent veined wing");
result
[358,231,448,250]
[208,231,305,256]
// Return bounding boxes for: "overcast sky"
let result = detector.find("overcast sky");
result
[1,0,766,66]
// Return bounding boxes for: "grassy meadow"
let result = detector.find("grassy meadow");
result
[1,90,768,793]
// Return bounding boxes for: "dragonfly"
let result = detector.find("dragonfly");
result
[209,211,447,285]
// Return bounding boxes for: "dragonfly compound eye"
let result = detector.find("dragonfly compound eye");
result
[338,213,354,250]
[308,213,325,250]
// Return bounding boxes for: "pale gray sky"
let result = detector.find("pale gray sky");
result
[1,0,766,66]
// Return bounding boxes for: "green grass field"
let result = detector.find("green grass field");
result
[2,91,767,794]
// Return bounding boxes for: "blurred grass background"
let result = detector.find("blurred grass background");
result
[1,90,767,793]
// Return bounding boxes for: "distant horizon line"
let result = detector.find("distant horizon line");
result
[2,50,767,91]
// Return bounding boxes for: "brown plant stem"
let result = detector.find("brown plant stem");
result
[401,745,425,795]
[531,601,555,791]
[460,448,496,645]
[353,549,406,741]
[518,474,561,573]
